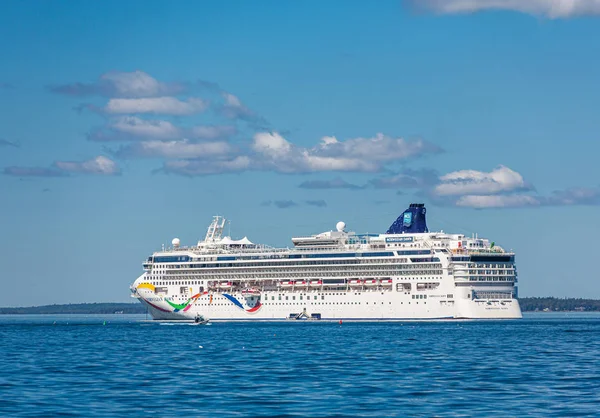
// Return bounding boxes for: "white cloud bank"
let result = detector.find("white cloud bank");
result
[410,0,600,18]
[158,131,440,176]
[88,116,237,142]
[250,132,440,173]
[455,194,541,208]
[110,116,181,140]
[3,156,120,177]
[429,165,600,208]
[50,70,186,98]
[114,139,232,159]
[434,165,530,196]
[55,156,120,175]
[104,97,208,115]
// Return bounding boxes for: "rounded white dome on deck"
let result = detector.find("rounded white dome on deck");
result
[172,238,181,248]
[336,221,346,232]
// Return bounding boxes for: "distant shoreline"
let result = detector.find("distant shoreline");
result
[1,298,599,314]
[0,303,146,315]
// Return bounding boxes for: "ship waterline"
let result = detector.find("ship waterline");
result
[130,204,522,321]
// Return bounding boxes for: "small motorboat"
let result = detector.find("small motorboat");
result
[193,315,210,325]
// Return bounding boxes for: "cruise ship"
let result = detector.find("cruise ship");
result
[130,204,522,321]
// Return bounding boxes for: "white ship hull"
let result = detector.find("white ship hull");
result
[130,204,523,321]
[133,275,522,321]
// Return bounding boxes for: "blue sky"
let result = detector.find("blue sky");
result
[1,0,600,306]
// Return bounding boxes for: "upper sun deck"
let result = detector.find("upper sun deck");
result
[148,229,510,260]
[145,204,512,263]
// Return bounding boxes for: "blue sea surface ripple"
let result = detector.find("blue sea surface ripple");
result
[0,313,599,417]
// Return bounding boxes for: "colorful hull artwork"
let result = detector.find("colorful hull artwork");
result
[136,283,262,314]
[222,293,262,313]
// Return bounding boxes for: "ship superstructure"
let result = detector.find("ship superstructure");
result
[130,204,522,320]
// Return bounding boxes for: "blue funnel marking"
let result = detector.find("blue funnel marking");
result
[387,203,428,234]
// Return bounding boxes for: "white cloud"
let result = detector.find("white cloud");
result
[435,165,529,196]
[157,131,436,176]
[317,133,438,163]
[114,139,232,159]
[100,71,168,97]
[55,156,119,175]
[219,92,266,126]
[111,116,181,140]
[104,97,208,115]
[89,118,237,142]
[545,186,600,205]
[249,132,438,173]
[221,93,254,119]
[162,156,251,176]
[252,132,293,156]
[455,194,541,208]
[50,71,186,98]
[434,165,600,208]
[411,0,600,18]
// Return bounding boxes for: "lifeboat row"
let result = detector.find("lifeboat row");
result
[280,279,393,288]
[241,287,261,297]
[211,279,394,290]
[354,279,393,287]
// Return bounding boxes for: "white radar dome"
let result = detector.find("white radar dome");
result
[172,238,181,247]
[336,221,346,232]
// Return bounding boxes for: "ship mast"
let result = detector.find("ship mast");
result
[204,216,226,243]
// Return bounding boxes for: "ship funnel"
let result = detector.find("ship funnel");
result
[386,203,428,234]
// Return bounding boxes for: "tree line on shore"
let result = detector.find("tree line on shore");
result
[0,303,146,315]
[518,297,600,312]
[1,297,599,314]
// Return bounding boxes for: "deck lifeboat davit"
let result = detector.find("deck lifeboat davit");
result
[219,281,233,290]
[241,287,261,297]
[364,279,378,287]
[280,280,295,288]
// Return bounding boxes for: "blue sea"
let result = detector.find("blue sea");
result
[1,313,599,417]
